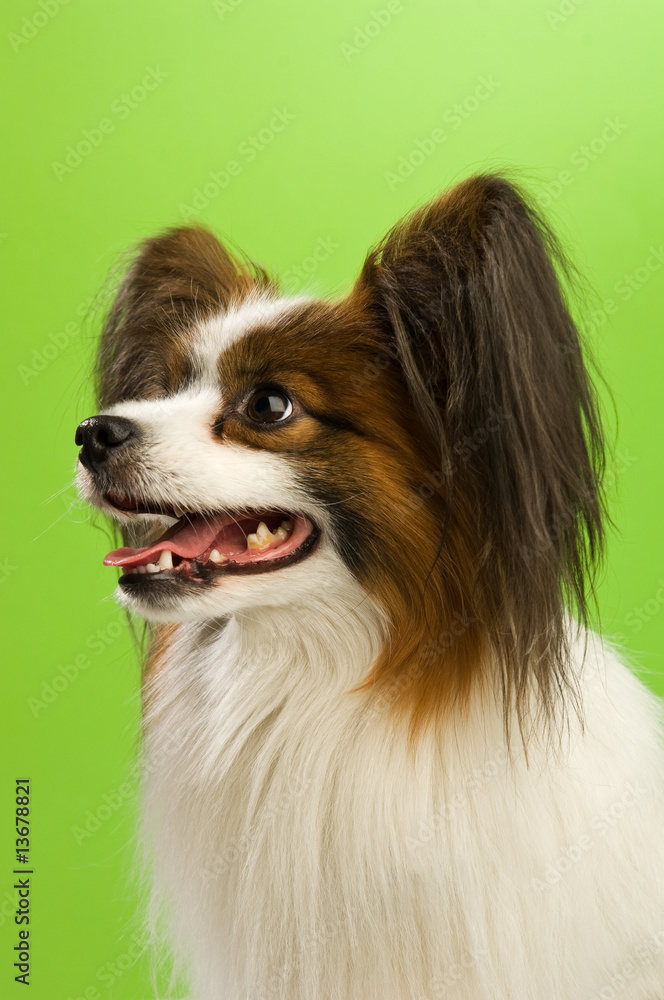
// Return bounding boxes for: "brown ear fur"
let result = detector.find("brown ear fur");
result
[356,174,607,734]
[97,226,270,406]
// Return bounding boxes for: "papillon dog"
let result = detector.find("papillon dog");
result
[76,174,664,999]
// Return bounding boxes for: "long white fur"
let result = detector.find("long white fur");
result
[142,600,664,1000]
[83,314,664,1000]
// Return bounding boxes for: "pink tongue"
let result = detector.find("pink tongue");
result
[103,513,231,568]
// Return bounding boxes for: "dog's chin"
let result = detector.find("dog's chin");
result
[113,533,330,623]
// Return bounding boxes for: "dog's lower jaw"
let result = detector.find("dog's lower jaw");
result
[141,599,664,1000]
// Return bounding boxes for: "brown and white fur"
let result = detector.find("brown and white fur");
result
[76,175,664,999]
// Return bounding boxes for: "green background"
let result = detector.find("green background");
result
[1,1,663,997]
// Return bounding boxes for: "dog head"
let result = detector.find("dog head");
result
[77,175,605,727]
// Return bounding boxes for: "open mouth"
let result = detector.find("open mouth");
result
[102,494,320,586]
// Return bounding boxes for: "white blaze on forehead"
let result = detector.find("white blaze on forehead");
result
[194,292,310,383]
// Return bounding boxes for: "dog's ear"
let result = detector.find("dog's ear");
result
[355,174,607,730]
[97,226,269,406]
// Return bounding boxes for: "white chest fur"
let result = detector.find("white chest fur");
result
[142,603,664,1000]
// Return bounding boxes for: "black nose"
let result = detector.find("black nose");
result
[75,415,137,473]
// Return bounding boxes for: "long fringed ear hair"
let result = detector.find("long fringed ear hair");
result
[96,226,270,408]
[356,174,607,736]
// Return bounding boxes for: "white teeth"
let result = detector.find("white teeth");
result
[208,549,228,564]
[158,549,173,570]
[247,521,273,551]
[137,565,148,574]
[146,563,160,574]
[256,521,272,544]
[172,505,187,518]
[247,519,293,551]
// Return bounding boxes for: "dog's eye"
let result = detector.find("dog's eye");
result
[246,388,293,424]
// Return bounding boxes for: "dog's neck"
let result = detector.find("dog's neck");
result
[175,583,386,694]
[142,583,389,779]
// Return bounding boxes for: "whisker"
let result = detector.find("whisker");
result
[41,479,79,505]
